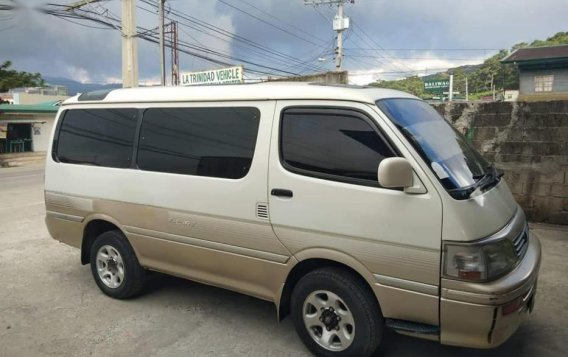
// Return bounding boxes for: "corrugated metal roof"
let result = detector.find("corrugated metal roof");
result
[0,101,60,114]
[501,45,568,63]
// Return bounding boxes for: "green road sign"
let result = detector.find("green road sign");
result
[424,80,450,92]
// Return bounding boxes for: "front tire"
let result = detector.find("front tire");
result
[90,230,146,299]
[291,267,383,357]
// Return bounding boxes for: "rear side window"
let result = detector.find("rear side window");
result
[55,108,138,168]
[137,107,260,179]
[281,109,395,184]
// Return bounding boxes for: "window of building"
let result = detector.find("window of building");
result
[280,109,395,185]
[534,75,554,92]
[137,107,260,179]
[55,108,138,168]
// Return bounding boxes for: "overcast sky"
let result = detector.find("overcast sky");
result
[1,0,566,85]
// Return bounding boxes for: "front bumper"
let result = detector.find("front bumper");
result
[439,233,541,348]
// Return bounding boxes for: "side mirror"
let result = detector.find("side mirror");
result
[378,158,414,188]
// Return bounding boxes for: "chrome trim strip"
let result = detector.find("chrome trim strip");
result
[124,225,290,264]
[46,211,84,223]
[374,274,439,296]
[521,284,535,304]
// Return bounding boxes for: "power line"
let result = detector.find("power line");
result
[350,20,415,74]
[112,3,308,76]
[235,0,328,44]
[139,0,323,73]
[311,5,412,73]
[311,5,378,71]
[41,3,302,78]
[349,67,457,75]
[345,54,489,61]
[345,48,502,52]
[171,10,324,75]
[217,0,326,48]
[304,0,353,71]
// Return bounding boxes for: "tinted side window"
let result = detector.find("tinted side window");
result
[281,110,394,183]
[137,107,260,179]
[56,108,137,168]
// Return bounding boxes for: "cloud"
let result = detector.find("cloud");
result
[1,0,566,85]
[67,66,91,83]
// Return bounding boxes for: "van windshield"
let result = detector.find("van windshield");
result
[376,98,494,199]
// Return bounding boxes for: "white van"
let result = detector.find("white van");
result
[45,83,541,357]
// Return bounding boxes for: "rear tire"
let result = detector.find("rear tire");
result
[89,230,146,299]
[291,267,383,357]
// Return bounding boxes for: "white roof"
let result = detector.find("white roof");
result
[63,82,418,106]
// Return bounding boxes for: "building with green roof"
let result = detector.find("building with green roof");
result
[502,45,568,101]
[0,101,61,154]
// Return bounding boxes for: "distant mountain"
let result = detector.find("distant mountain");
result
[43,76,122,96]
[421,64,482,81]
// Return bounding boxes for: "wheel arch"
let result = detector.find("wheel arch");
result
[81,214,130,265]
[277,248,380,321]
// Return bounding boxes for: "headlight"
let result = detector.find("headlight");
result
[444,239,518,282]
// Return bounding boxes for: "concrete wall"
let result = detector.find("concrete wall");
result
[268,71,348,85]
[433,101,568,225]
[13,93,69,105]
[30,115,55,152]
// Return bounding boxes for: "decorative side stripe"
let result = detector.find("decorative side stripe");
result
[46,211,84,223]
[374,274,439,296]
[124,225,290,264]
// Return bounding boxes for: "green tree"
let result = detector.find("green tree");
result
[450,68,467,93]
[511,42,529,51]
[0,61,44,92]
[530,32,568,47]
[368,31,568,97]
[369,76,426,97]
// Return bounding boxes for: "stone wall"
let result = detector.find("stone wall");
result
[433,101,568,225]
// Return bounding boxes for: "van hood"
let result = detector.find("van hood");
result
[442,179,519,242]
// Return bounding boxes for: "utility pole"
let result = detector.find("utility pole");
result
[159,0,166,85]
[122,0,138,87]
[490,73,495,101]
[65,0,138,88]
[304,0,353,72]
[465,76,469,101]
[449,74,454,102]
[335,2,344,71]
[165,21,179,85]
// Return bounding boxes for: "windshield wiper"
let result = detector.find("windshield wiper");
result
[475,164,504,190]
[448,164,504,200]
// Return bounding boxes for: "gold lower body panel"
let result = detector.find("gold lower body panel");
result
[128,233,293,302]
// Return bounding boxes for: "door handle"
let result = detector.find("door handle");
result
[271,188,293,198]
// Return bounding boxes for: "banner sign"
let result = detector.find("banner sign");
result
[0,123,7,139]
[181,66,244,86]
[424,79,450,92]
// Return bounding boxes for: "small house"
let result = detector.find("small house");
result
[501,45,568,101]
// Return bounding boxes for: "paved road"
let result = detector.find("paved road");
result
[0,166,567,357]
